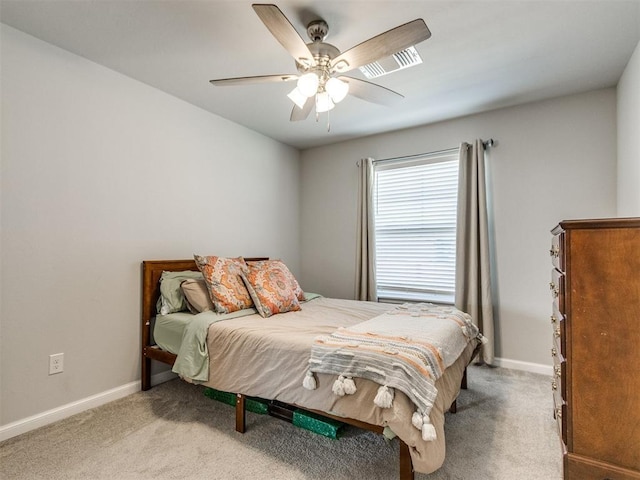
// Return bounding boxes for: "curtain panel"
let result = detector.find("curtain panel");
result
[355,157,377,301]
[455,140,495,365]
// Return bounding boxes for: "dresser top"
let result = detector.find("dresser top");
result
[552,217,640,235]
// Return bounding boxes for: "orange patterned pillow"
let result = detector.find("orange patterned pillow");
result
[193,255,253,313]
[242,261,301,318]
[247,260,305,301]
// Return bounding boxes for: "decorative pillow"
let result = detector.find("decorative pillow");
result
[156,270,203,315]
[181,278,214,314]
[247,259,306,301]
[242,261,301,318]
[194,255,253,313]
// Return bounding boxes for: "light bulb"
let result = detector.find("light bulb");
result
[297,73,319,97]
[315,91,335,113]
[326,77,349,103]
[287,87,307,109]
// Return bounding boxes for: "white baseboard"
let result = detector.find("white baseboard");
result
[0,370,177,443]
[493,357,552,376]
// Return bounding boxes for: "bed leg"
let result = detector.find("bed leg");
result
[399,439,414,480]
[461,367,468,390]
[141,355,152,391]
[235,393,246,433]
[449,399,457,413]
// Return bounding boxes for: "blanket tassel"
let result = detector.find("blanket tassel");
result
[374,385,394,408]
[411,411,423,429]
[303,371,317,390]
[422,421,437,442]
[411,411,436,441]
[332,375,357,396]
[343,376,357,395]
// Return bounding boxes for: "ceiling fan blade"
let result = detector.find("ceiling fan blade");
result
[252,4,316,68]
[338,76,404,106]
[210,74,298,86]
[331,19,431,73]
[290,96,314,121]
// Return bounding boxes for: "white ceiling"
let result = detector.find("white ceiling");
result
[1,0,639,149]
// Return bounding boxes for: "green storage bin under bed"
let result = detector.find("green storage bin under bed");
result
[203,387,344,438]
[203,387,269,415]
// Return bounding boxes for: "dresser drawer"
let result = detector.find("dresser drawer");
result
[550,232,565,271]
[551,303,566,355]
[551,269,565,314]
[552,349,566,401]
[552,327,564,364]
[553,388,567,445]
[566,453,640,480]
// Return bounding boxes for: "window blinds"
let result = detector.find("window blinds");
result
[374,152,459,304]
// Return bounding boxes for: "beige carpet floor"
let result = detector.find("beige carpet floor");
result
[0,365,562,479]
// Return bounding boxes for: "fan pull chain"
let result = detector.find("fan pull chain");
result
[313,105,331,133]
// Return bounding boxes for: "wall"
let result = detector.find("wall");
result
[0,26,300,428]
[617,39,640,215]
[300,89,617,370]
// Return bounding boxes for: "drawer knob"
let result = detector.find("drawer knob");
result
[551,347,557,357]
[551,380,557,391]
[555,407,562,420]
[549,246,559,258]
[549,282,559,298]
[550,314,557,324]
[554,327,561,338]
[554,365,562,377]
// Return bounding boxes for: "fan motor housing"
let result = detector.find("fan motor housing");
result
[296,42,340,73]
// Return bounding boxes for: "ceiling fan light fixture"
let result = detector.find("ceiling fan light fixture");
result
[315,91,335,113]
[326,77,349,103]
[287,87,307,108]
[215,5,432,124]
[297,73,319,97]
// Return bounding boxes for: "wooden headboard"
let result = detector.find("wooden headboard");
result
[140,258,267,390]
[142,259,199,328]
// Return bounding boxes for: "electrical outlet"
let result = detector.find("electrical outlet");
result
[49,353,64,375]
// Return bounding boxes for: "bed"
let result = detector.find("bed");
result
[141,258,480,480]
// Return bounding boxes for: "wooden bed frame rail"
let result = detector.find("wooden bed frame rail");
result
[140,259,473,480]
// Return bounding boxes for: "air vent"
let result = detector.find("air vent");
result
[359,46,423,79]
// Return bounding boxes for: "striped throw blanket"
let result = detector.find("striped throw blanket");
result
[302,303,481,441]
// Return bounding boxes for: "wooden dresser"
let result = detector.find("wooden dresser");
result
[550,218,640,480]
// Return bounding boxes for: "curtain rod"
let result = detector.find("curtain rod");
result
[369,138,496,165]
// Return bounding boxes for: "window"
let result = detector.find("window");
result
[373,150,459,304]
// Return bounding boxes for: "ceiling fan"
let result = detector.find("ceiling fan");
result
[210,4,431,122]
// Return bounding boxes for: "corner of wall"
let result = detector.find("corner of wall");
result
[617,39,640,215]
